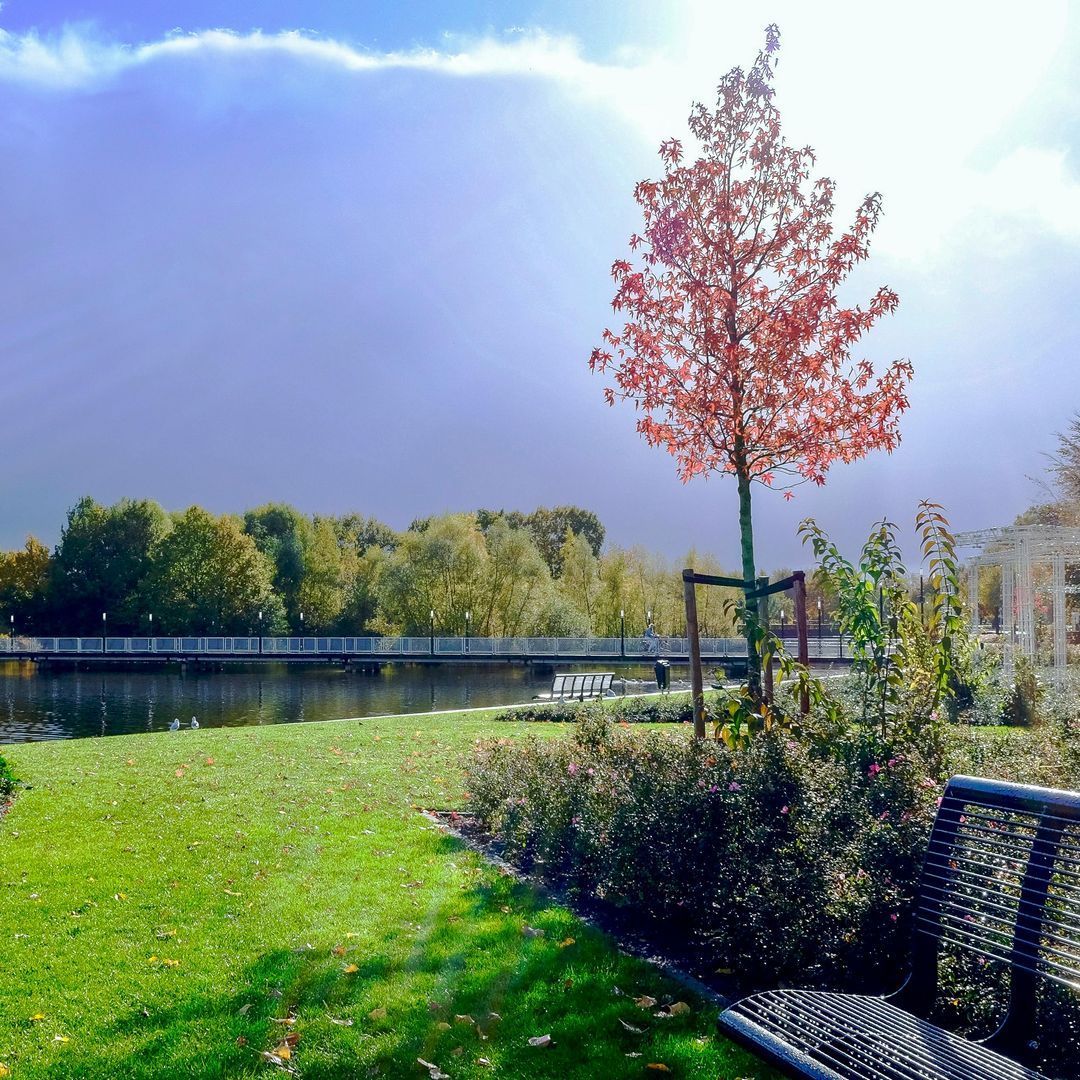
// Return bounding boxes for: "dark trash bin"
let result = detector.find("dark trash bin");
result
[654,659,670,692]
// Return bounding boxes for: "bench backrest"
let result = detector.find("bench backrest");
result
[914,775,1080,992]
[552,672,613,700]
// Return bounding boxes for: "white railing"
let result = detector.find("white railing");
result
[0,634,850,659]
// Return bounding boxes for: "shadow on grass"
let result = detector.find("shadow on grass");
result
[32,834,768,1080]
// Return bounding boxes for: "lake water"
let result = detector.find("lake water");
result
[0,660,689,743]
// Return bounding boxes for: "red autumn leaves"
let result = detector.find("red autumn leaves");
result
[590,25,911,496]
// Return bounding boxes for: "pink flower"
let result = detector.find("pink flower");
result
[708,785,720,793]
[567,762,578,775]
[780,806,789,815]
[728,781,741,792]
[868,763,883,778]
[879,811,890,821]
[889,914,898,923]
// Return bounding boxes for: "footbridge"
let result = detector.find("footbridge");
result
[0,634,851,667]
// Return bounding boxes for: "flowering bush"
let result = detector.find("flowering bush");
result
[468,708,937,991]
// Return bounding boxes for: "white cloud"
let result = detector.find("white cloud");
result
[1,6,1078,259]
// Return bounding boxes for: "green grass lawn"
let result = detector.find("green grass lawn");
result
[0,714,772,1079]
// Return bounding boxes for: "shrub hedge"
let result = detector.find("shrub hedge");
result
[493,695,695,725]
[0,751,16,802]
[465,706,1080,1076]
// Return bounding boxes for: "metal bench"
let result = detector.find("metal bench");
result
[550,672,614,701]
[718,774,1080,1080]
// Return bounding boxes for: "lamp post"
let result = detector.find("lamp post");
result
[464,610,471,653]
[619,608,625,658]
[258,609,263,655]
[299,611,304,652]
[817,597,823,653]
[148,612,153,650]
[430,609,435,657]
[9,614,13,650]
[780,610,786,640]
[102,611,107,653]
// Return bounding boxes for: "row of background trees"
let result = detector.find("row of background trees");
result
[0,498,776,638]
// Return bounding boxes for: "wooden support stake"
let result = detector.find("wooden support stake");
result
[683,569,706,739]
[792,570,810,715]
[758,574,773,703]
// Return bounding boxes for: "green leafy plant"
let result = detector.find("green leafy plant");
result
[710,601,843,750]
[800,501,975,751]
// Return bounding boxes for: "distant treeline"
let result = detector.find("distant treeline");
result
[0,497,752,638]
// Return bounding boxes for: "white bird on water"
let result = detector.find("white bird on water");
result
[169,718,180,732]
[190,716,200,730]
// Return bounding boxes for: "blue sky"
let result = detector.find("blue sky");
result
[1,1,1078,569]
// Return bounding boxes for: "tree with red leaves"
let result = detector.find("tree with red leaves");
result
[590,25,912,696]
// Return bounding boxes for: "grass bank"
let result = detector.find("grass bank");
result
[0,715,770,1079]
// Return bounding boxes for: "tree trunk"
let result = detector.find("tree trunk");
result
[736,468,762,701]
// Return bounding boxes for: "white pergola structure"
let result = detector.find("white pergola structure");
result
[956,525,1080,673]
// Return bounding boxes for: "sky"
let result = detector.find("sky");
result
[1,0,1078,571]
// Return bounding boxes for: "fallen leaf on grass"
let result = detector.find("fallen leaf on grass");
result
[653,1001,690,1018]
[255,1049,296,1073]
[331,944,347,957]
[0,1063,10,1077]
[453,1014,474,1025]
[417,1058,449,1080]
[634,995,657,1009]
[527,1034,554,1048]
[342,963,359,974]
[327,1016,353,1027]
[557,936,575,948]
[619,1019,646,1034]
[522,926,544,938]
[53,1035,70,1043]
[368,1007,387,1021]
[434,1021,451,1032]
[238,1003,252,1015]
[29,1012,45,1021]
[271,1017,296,1026]
[477,1057,492,1067]
[224,889,242,897]
[646,1065,671,1072]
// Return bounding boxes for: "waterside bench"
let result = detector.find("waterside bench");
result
[547,672,615,702]
[718,774,1080,1080]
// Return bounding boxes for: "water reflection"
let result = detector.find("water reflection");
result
[0,660,684,743]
